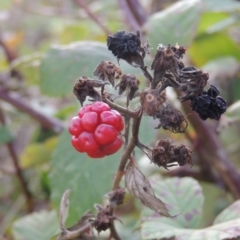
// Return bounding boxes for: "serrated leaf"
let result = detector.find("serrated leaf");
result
[125,164,170,217]
[49,130,120,226]
[40,41,141,97]
[144,0,202,48]
[12,210,60,240]
[142,218,240,240]
[0,126,13,144]
[142,177,204,228]
[213,199,240,224]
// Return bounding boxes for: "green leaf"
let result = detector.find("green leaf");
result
[201,0,240,12]
[10,53,42,85]
[141,218,240,240]
[12,210,59,240]
[141,179,240,240]
[144,0,202,48]
[40,41,141,97]
[188,32,240,66]
[197,12,229,35]
[20,137,57,169]
[213,199,240,224]
[49,130,120,226]
[0,126,13,144]
[142,177,204,228]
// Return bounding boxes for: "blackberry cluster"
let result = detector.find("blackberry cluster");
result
[107,30,141,59]
[190,85,227,120]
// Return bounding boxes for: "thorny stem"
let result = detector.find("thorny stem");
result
[74,0,111,35]
[112,108,142,190]
[0,103,34,212]
[0,89,64,133]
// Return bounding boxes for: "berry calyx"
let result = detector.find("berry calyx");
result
[69,101,124,158]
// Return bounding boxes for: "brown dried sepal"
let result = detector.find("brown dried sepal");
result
[73,76,104,106]
[171,144,192,167]
[115,74,140,100]
[106,187,126,206]
[180,69,209,102]
[156,102,188,133]
[152,139,192,170]
[93,61,122,86]
[151,44,182,89]
[140,89,166,116]
[93,204,117,233]
[152,139,172,170]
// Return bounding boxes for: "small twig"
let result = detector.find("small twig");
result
[109,224,121,240]
[74,0,111,35]
[0,103,33,212]
[103,97,136,118]
[140,66,153,83]
[59,223,92,240]
[112,108,142,190]
[0,89,64,133]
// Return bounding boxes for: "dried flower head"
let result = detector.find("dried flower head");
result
[140,89,166,116]
[93,204,114,233]
[115,74,140,100]
[73,76,106,106]
[151,44,186,89]
[152,139,172,169]
[180,69,209,102]
[107,30,144,67]
[105,187,126,206]
[190,85,227,120]
[171,144,192,167]
[151,139,192,169]
[156,102,188,133]
[93,61,122,86]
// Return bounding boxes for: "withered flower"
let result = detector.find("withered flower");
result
[105,187,126,206]
[171,144,192,167]
[107,30,144,67]
[180,69,209,102]
[93,204,118,233]
[73,76,105,106]
[152,139,173,169]
[140,89,166,117]
[151,44,186,89]
[151,139,192,170]
[115,74,140,100]
[156,102,188,133]
[151,44,178,89]
[93,61,122,86]
[190,85,227,120]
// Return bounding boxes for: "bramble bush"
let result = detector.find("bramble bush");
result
[1,1,240,240]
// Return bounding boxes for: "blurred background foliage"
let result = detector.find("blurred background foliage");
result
[0,0,240,239]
